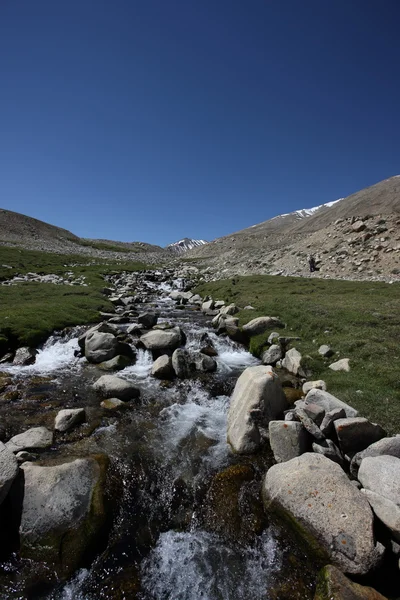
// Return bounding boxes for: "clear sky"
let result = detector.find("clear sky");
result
[1,0,400,246]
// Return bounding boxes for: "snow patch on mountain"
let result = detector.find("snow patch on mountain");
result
[273,198,343,220]
[166,238,208,253]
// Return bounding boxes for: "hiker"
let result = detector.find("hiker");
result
[308,254,316,273]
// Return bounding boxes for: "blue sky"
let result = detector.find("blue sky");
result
[1,0,400,246]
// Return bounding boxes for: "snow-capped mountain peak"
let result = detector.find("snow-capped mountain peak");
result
[166,238,208,253]
[273,198,343,220]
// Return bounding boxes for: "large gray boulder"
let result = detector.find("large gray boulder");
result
[0,442,18,505]
[334,418,386,454]
[171,348,190,379]
[263,453,383,574]
[138,312,158,329]
[55,408,86,433]
[227,365,289,454]
[242,316,283,337]
[140,328,182,353]
[269,421,310,463]
[93,375,140,401]
[6,427,53,453]
[78,322,118,351]
[305,388,358,418]
[282,348,303,375]
[85,331,133,364]
[350,436,400,477]
[20,456,108,577]
[358,455,400,506]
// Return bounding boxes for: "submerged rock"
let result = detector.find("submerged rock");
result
[263,453,383,574]
[227,365,288,454]
[20,455,109,578]
[314,564,388,599]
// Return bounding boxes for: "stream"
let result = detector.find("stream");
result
[0,271,317,600]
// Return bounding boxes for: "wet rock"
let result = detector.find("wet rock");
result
[172,348,190,378]
[85,331,133,364]
[0,441,18,505]
[138,312,158,329]
[314,564,388,599]
[152,355,174,379]
[334,418,386,454]
[329,358,350,372]
[200,345,218,357]
[93,375,140,401]
[55,408,86,432]
[140,328,182,354]
[6,427,53,453]
[227,365,289,454]
[350,437,400,477]
[203,464,265,543]
[302,380,327,394]
[127,324,143,336]
[242,316,283,337]
[192,352,217,373]
[13,347,37,366]
[305,389,358,418]
[361,489,400,543]
[312,439,344,466]
[98,354,135,371]
[263,453,383,574]
[282,348,303,376]
[0,352,14,364]
[224,320,249,344]
[269,421,311,463]
[261,344,282,366]
[20,455,109,578]
[100,398,126,410]
[16,450,37,463]
[78,322,118,351]
[358,455,400,506]
[320,408,346,437]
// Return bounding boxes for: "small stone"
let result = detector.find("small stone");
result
[261,344,282,366]
[55,408,86,433]
[302,380,327,394]
[6,427,53,453]
[100,398,126,410]
[318,344,333,357]
[329,358,350,372]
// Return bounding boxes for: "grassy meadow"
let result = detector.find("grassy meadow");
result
[0,246,149,353]
[196,275,400,434]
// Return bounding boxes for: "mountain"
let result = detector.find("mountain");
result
[186,176,400,281]
[166,238,208,253]
[0,208,167,260]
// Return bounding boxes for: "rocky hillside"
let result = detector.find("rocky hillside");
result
[186,176,400,281]
[166,238,208,253]
[0,208,168,263]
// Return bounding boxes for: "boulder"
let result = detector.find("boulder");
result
[329,358,350,372]
[140,328,182,354]
[242,316,283,337]
[55,408,86,433]
[220,303,239,315]
[334,418,386,455]
[151,355,174,379]
[99,355,135,371]
[268,332,280,344]
[350,437,400,477]
[302,403,325,426]
[269,421,311,463]
[261,344,282,366]
[227,365,289,454]
[312,440,344,466]
[138,312,158,329]
[20,456,109,577]
[214,300,225,309]
[85,331,133,364]
[263,453,383,574]
[224,320,249,344]
[361,489,400,543]
[93,375,140,401]
[171,348,190,378]
[302,380,327,394]
[352,220,367,232]
[127,323,143,336]
[314,564,388,600]
[192,352,217,373]
[305,389,358,418]
[320,408,346,437]
[282,348,303,376]
[78,322,118,351]
[202,299,215,312]
[358,455,400,506]
[6,427,53,453]
[0,442,18,505]
[13,347,37,366]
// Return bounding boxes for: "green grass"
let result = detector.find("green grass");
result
[195,275,400,434]
[0,246,149,352]
[76,239,136,253]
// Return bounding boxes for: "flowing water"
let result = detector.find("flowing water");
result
[0,276,318,600]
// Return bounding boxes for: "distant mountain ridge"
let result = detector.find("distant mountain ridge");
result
[166,238,208,253]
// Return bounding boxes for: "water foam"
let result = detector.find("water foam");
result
[3,336,81,376]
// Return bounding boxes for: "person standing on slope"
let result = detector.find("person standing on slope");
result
[308,254,316,273]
